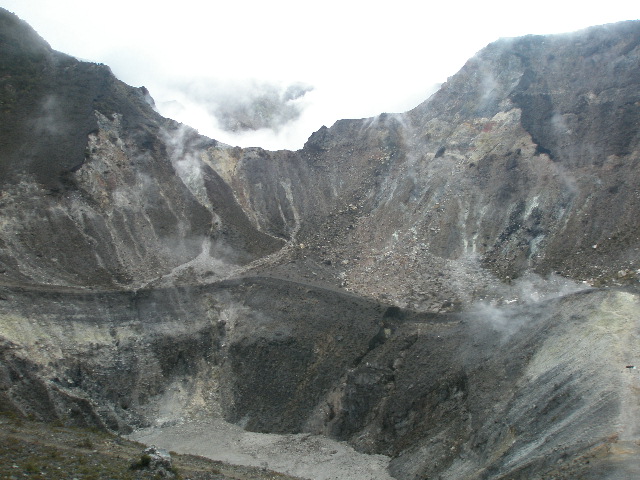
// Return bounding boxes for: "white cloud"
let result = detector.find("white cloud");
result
[3,0,638,149]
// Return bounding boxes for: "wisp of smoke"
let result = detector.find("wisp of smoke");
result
[468,272,590,339]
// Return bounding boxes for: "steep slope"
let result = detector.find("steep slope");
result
[0,9,283,289]
[1,11,638,300]
[1,278,638,479]
[0,8,639,480]
[178,22,640,313]
[207,22,640,310]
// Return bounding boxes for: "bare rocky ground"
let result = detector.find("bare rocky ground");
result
[1,9,640,480]
[129,418,394,480]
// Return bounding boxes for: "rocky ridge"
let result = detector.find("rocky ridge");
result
[0,8,639,479]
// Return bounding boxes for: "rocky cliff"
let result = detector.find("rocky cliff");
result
[0,8,639,479]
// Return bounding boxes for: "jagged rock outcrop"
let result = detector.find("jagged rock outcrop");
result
[0,7,639,480]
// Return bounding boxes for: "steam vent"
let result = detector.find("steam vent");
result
[1,8,639,479]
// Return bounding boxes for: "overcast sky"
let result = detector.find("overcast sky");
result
[3,1,639,150]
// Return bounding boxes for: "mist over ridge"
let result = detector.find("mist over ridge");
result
[7,0,638,152]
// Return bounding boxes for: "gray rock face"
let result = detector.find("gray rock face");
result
[0,8,639,479]
[140,446,174,477]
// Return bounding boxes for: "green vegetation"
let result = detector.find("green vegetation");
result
[0,412,303,480]
[129,453,152,470]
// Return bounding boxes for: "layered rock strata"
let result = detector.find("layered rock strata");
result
[1,8,639,479]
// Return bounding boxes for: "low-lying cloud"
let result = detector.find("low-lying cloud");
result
[153,78,441,151]
[154,79,317,150]
[160,79,313,133]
